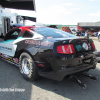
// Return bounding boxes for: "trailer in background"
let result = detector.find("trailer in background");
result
[0,7,24,36]
[0,7,36,36]
[77,22,100,36]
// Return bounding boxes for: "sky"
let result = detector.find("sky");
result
[11,0,100,25]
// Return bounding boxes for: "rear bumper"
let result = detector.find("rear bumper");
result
[39,63,96,81]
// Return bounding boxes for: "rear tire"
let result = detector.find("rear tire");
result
[19,52,40,81]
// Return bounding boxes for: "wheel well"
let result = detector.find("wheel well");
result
[17,49,35,60]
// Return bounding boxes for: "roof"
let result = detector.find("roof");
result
[0,0,35,11]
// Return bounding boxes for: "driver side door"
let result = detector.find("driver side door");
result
[0,28,21,57]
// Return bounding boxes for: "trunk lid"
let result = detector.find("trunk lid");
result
[53,38,95,56]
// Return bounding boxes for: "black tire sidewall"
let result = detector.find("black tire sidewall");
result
[19,52,38,81]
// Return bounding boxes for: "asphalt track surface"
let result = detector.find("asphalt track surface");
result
[0,37,100,100]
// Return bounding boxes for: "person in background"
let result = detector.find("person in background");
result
[76,30,81,36]
[82,30,85,37]
[96,32,98,37]
[85,30,89,38]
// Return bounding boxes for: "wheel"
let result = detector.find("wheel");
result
[19,52,40,81]
[98,35,100,42]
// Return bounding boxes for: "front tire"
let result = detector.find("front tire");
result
[19,52,40,81]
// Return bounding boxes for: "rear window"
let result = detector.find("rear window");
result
[34,28,76,38]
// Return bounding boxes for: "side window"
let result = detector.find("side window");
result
[10,31,19,39]
[4,29,21,40]
[23,31,33,38]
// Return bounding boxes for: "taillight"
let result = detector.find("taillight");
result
[91,42,96,50]
[57,44,76,54]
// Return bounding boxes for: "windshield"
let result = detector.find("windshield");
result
[34,28,76,38]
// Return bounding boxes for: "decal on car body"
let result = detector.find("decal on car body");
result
[25,40,41,45]
[75,45,82,51]
[41,41,53,47]
[0,43,17,57]
[0,53,19,64]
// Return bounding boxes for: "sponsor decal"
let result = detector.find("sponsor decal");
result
[0,53,5,57]
[88,43,92,50]
[76,45,82,51]
[76,43,91,51]
[41,41,53,47]
[82,43,88,50]
[10,57,13,60]
[25,40,53,47]
[7,58,10,61]
[1,54,6,58]
[0,53,19,64]
[13,58,19,64]
[0,46,12,52]
[10,60,14,63]
[47,37,52,39]
[0,54,10,59]
[25,40,41,45]
[4,54,9,58]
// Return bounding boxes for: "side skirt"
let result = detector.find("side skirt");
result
[0,53,19,67]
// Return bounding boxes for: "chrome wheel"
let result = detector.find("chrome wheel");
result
[21,58,30,75]
[19,52,40,81]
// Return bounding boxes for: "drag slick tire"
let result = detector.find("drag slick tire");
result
[19,52,40,81]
